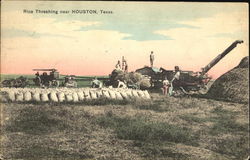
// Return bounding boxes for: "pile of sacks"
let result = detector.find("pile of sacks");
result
[0,87,151,103]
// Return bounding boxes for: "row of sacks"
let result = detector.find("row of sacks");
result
[0,88,151,102]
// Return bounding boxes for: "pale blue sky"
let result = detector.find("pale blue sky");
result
[1,1,248,77]
[2,2,247,41]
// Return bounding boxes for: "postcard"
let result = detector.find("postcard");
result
[0,1,249,160]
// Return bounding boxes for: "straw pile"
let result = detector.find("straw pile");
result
[207,56,249,103]
[109,70,151,89]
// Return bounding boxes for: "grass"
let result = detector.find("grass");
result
[14,145,93,159]
[133,141,190,159]
[208,106,249,135]
[10,97,136,106]
[96,112,199,146]
[178,106,249,159]
[95,112,200,159]
[95,112,201,159]
[212,136,249,160]
[134,96,202,112]
[2,104,94,159]
[5,106,71,135]
[179,114,207,124]
[1,94,248,159]
[135,99,171,112]
[0,74,35,80]
[179,106,248,135]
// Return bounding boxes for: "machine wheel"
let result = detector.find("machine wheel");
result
[52,80,60,87]
[33,77,42,86]
[198,85,209,94]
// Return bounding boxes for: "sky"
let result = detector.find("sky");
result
[1,1,249,79]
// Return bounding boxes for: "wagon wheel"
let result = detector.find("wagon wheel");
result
[34,77,42,87]
[42,81,51,87]
[52,80,60,87]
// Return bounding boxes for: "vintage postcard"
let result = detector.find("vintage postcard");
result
[0,1,249,160]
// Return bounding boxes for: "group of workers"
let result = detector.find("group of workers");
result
[91,77,127,89]
[162,66,181,96]
[149,51,181,96]
[150,51,181,96]
[115,56,128,72]
[93,51,181,96]
[34,72,50,87]
[91,77,103,88]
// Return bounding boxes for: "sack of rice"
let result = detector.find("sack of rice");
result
[77,91,84,101]
[49,92,58,102]
[41,93,49,102]
[96,90,103,98]
[24,91,32,101]
[143,90,151,99]
[132,90,139,98]
[72,92,79,102]
[57,92,65,102]
[16,92,24,102]
[89,91,97,99]
[102,90,111,99]
[32,92,41,102]
[0,91,8,102]
[125,90,133,98]
[65,93,73,102]
[115,91,123,100]
[137,90,146,99]
[83,90,91,99]
[120,91,128,99]
[8,90,16,102]
[108,90,116,99]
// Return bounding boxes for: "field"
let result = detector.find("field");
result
[0,74,108,88]
[0,93,248,160]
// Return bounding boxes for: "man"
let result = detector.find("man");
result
[171,66,181,89]
[91,77,102,88]
[115,60,121,70]
[150,51,154,67]
[117,80,127,88]
[122,56,126,71]
[124,61,128,72]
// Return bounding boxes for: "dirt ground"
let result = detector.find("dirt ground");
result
[0,94,249,160]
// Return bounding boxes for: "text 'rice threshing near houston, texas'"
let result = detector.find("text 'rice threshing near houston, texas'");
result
[0,2,249,160]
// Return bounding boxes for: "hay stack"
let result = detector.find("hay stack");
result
[207,56,249,103]
[109,70,151,89]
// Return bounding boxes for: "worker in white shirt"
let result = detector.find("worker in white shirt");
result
[171,66,181,91]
